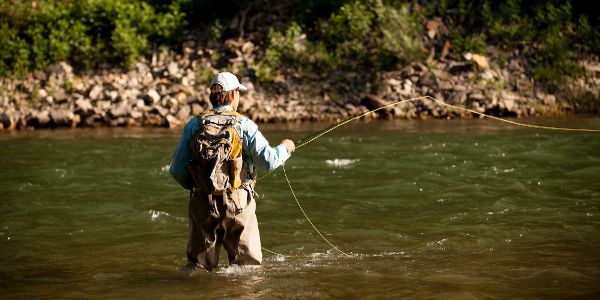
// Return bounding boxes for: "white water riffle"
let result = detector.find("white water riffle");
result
[325,158,359,168]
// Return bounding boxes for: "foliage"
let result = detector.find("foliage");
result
[1,0,598,96]
[420,0,596,89]
[0,0,184,77]
[258,0,424,83]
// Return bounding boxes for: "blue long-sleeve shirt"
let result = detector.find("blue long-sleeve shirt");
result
[170,105,291,190]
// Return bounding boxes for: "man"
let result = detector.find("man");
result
[170,71,295,272]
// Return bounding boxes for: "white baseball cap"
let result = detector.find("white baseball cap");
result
[211,72,248,92]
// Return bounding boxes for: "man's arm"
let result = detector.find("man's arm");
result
[242,118,294,171]
[169,118,198,189]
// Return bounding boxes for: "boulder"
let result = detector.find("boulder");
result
[463,52,489,69]
[49,109,73,126]
[147,89,161,103]
[176,104,191,120]
[166,114,182,128]
[89,85,103,100]
[75,99,93,112]
[168,62,179,77]
[130,109,143,119]
[1,112,11,129]
[109,102,129,118]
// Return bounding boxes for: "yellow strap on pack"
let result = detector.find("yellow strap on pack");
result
[211,110,243,189]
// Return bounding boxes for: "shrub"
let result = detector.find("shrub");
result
[529,1,583,91]
[0,0,185,77]
[258,0,425,83]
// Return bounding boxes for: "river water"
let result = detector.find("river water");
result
[1,117,599,298]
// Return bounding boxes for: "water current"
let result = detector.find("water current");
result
[1,117,599,298]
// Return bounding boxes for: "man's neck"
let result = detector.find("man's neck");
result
[214,105,233,111]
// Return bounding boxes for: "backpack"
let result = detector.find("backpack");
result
[188,110,244,193]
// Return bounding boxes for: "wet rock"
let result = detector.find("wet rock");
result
[0,112,11,129]
[36,110,51,126]
[166,114,182,128]
[49,109,73,126]
[361,95,392,116]
[153,105,169,117]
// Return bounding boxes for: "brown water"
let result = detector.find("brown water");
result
[1,117,599,298]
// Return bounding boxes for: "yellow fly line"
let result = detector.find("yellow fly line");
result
[261,95,600,258]
[297,95,600,150]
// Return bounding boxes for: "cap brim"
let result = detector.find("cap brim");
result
[238,84,248,92]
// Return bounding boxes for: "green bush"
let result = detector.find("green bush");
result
[255,21,333,83]
[529,1,583,91]
[423,0,595,89]
[0,0,185,77]
[0,25,30,77]
[258,0,424,83]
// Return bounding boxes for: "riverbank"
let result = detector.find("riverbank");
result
[1,18,599,131]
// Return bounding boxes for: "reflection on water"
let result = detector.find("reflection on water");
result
[1,117,600,298]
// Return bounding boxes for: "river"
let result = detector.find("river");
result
[1,117,599,298]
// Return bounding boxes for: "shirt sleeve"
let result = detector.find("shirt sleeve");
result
[169,117,198,190]
[242,117,291,171]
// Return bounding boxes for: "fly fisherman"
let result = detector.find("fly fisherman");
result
[170,71,295,272]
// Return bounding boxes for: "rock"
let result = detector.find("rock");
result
[176,92,187,104]
[426,19,442,39]
[166,114,182,128]
[109,102,128,118]
[109,117,127,127]
[361,95,392,116]
[176,104,191,120]
[536,91,556,106]
[387,78,402,87]
[181,76,190,87]
[464,52,489,69]
[75,99,93,112]
[468,92,486,102]
[49,109,73,126]
[168,62,179,76]
[89,85,103,100]
[38,89,48,98]
[147,89,161,103]
[36,110,51,126]
[71,114,81,128]
[130,110,143,119]
[136,99,146,109]
[108,90,119,101]
[191,103,203,115]
[448,91,467,104]
[47,61,73,76]
[479,69,496,80]
[153,105,169,117]
[1,113,15,130]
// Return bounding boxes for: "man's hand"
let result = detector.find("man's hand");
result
[281,139,296,153]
